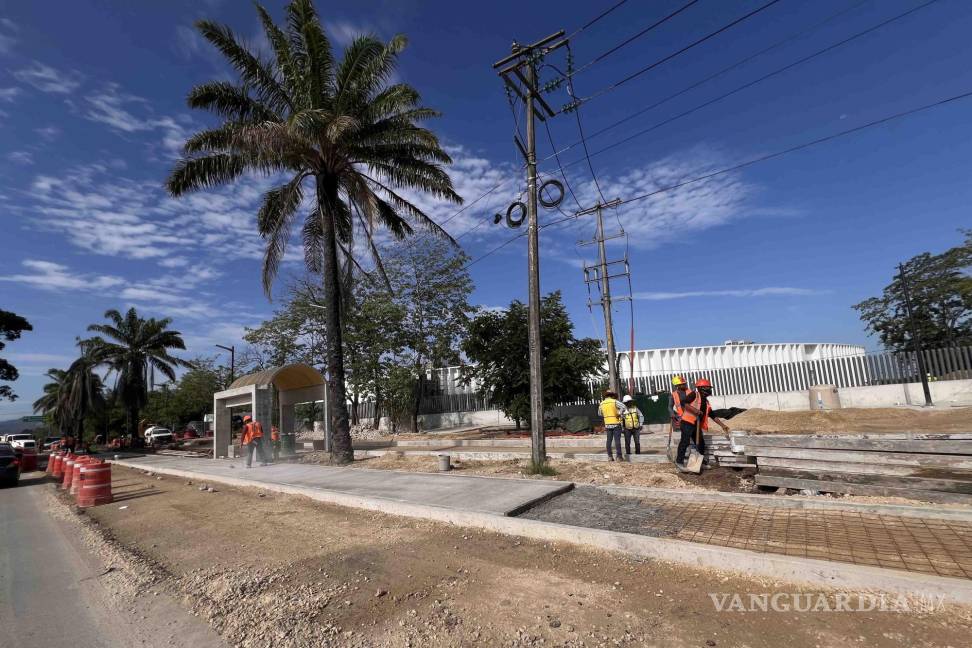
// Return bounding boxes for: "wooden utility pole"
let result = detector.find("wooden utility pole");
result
[494,31,565,466]
[897,264,933,406]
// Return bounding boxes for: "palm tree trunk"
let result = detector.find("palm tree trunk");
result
[129,406,142,448]
[317,176,353,464]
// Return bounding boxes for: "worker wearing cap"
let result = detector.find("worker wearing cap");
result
[270,425,281,462]
[621,394,643,458]
[676,379,730,471]
[240,415,268,468]
[598,390,627,461]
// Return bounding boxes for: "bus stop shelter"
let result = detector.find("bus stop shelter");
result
[211,363,329,459]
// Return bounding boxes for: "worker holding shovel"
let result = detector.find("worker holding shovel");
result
[666,376,689,462]
[675,378,730,473]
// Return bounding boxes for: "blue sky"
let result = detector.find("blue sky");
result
[1,0,971,419]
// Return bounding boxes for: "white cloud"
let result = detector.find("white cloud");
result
[0,87,20,102]
[7,150,33,165]
[14,61,83,94]
[158,256,189,268]
[0,259,125,292]
[84,84,190,155]
[634,287,828,300]
[6,352,74,364]
[0,18,17,54]
[327,21,374,46]
[35,125,61,140]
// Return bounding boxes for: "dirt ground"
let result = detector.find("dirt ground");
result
[347,454,752,493]
[62,467,971,647]
[730,407,972,434]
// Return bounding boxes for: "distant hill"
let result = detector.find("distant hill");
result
[0,419,47,436]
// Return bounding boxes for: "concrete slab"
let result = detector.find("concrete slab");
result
[354,447,669,463]
[109,455,572,516]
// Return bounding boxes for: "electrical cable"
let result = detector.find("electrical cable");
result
[539,0,870,166]
[543,0,942,176]
[568,0,701,78]
[565,0,632,41]
[465,84,972,270]
[566,0,785,109]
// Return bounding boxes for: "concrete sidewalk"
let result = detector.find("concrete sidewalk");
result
[110,455,572,516]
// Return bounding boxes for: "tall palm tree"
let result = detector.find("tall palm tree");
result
[62,344,106,444]
[33,368,68,435]
[166,0,462,463]
[87,308,188,446]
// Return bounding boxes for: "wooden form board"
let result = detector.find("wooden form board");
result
[759,467,972,494]
[746,446,972,469]
[742,437,972,454]
[757,456,972,478]
[754,475,972,505]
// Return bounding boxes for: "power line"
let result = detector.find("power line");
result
[611,88,972,209]
[564,0,632,41]
[465,86,972,269]
[566,0,785,110]
[539,0,869,166]
[569,0,701,78]
[546,0,942,176]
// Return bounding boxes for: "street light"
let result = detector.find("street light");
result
[215,344,235,384]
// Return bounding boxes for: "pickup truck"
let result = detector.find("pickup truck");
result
[1,434,37,451]
[143,426,174,446]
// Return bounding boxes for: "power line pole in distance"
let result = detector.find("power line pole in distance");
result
[494,30,566,467]
[578,199,627,394]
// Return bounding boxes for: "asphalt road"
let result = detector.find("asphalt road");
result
[0,473,225,648]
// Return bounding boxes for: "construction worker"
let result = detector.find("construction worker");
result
[675,378,730,472]
[667,376,690,462]
[240,415,267,468]
[270,425,281,462]
[621,394,643,458]
[598,390,627,461]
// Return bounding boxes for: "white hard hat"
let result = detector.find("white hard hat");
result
[622,395,634,403]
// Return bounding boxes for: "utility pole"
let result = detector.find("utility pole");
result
[215,344,235,384]
[897,264,933,406]
[579,199,626,394]
[494,30,565,467]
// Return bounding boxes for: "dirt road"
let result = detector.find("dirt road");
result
[0,473,225,648]
[67,466,972,647]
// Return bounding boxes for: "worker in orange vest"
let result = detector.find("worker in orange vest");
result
[270,425,281,462]
[240,415,268,468]
[667,376,690,462]
[675,378,730,472]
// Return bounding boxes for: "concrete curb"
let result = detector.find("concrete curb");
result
[110,459,972,604]
[599,485,972,521]
[355,448,669,463]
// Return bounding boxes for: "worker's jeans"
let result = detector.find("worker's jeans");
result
[605,425,623,459]
[675,421,706,464]
[623,427,641,455]
[272,440,280,461]
[243,439,268,467]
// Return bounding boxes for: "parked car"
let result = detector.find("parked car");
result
[0,444,20,486]
[3,433,37,451]
[42,436,62,450]
[144,426,174,446]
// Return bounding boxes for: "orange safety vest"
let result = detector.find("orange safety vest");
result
[680,391,711,431]
[271,427,280,441]
[670,389,686,418]
[241,421,264,445]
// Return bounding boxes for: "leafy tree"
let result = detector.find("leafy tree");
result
[166,0,462,464]
[33,368,68,434]
[0,309,32,401]
[62,343,106,443]
[86,308,188,445]
[461,291,604,429]
[854,231,972,350]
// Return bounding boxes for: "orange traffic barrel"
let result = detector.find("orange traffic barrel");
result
[45,451,56,475]
[51,452,64,479]
[77,462,113,508]
[70,457,94,495]
[61,455,76,490]
[21,447,38,472]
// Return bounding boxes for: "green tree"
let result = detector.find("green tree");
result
[62,344,106,443]
[86,308,188,446]
[143,358,226,430]
[0,309,32,401]
[33,368,68,435]
[461,291,604,429]
[854,231,972,350]
[166,0,462,464]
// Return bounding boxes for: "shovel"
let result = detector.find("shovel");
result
[683,417,703,474]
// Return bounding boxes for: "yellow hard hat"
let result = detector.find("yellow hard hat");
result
[672,375,686,386]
